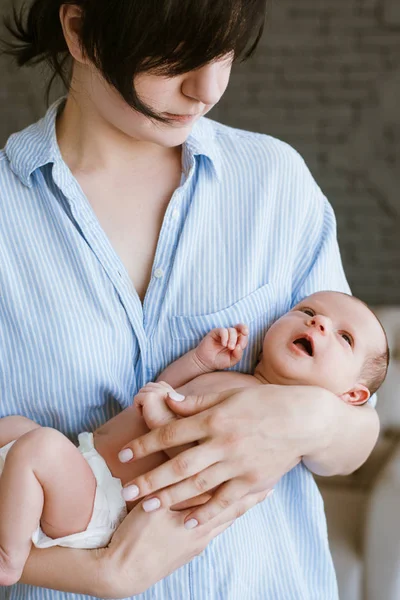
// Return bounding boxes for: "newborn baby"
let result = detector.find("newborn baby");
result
[0,291,389,586]
[134,289,389,470]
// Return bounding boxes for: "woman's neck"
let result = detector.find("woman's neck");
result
[56,92,180,176]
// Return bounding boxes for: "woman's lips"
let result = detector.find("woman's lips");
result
[163,112,199,125]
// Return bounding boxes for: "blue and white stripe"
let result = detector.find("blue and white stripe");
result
[0,97,345,599]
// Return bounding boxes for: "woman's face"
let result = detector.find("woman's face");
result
[79,54,233,147]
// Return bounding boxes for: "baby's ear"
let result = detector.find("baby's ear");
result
[339,384,370,406]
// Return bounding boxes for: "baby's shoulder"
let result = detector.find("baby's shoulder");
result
[177,371,260,397]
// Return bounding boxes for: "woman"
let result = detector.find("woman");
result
[0,0,379,598]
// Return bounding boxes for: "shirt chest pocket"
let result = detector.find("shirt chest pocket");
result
[169,283,278,372]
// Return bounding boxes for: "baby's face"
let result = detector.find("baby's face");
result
[260,291,385,397]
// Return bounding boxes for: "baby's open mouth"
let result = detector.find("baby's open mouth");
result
[293,337,314,356]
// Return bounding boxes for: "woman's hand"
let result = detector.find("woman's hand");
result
[98,488,271,598]
[21,484,268,598]
[119,385,331,528]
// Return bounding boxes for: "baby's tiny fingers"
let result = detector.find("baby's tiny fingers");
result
[234,323,249,335]
[231,346,243,360]
[227,328,237,350]
[152,381,175,393]
[237,333,249,350]
[138,383,163,394]
[213,327,229,347]
[220,328,229,347]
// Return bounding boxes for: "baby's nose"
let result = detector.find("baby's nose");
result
[308,315,331,334]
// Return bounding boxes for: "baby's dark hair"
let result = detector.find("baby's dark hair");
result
[360,336,390,396]
[339,293,390,396]
[1,0,267,120]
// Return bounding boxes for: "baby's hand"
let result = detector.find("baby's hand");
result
[135,382,199,469]
[135,382,179,431]
[195,324,249,372]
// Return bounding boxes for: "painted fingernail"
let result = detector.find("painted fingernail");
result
[168,391,185,402]
[118,448,134,463]
[122,484,140,501]
[184,518,199,530]
[142,497,161,512]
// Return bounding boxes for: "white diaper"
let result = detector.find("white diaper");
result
[0,431,127,550]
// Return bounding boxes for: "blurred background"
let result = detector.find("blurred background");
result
[0,0,399,599]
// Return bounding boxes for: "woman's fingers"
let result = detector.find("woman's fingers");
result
[137,468,273,530]
[119,411,209,464]
[120,391,240,461]
[139,463,234,513]
[184,479,250,526]
[171,491,213,511]
[106,490,262,597]
[185,484,275,527]
[105,503,220,596]
[108,486,270,594]
[165,388,242,417]
[121,442,223,500]
[201,489,273,539]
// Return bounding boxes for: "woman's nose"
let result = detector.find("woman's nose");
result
[308,315,332,334]
[181,61,229,107]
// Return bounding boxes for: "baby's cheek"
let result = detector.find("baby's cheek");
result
[319,360,349,395]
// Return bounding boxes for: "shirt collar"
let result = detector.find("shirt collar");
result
[5,97,66,188]
[185,117,223,181]
[5,96,222,187]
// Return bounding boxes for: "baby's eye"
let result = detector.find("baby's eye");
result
[341,332,353,346]
[301,308,315,317]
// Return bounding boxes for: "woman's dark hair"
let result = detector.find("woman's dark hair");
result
[1,0,267,121]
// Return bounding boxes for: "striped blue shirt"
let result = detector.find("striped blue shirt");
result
[0,97,346,599]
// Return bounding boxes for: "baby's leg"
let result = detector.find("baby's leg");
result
[0,426,96,586]
[0,415,41,446]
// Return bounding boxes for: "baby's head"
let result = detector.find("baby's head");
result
[257,291,389,405]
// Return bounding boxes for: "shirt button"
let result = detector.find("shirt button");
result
[171,209,179,221]
[154,268,164,279]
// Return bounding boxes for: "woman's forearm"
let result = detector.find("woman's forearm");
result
[297,386,380,476]
[20,545,112,598]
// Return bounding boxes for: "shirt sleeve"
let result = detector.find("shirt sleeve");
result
[289,162,377,408]
[291,191,351,304]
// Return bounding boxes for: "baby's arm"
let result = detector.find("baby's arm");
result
[0,416,96,586]
[135,381,190,459]
[141,324,249,432]
[156,324,249,389]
